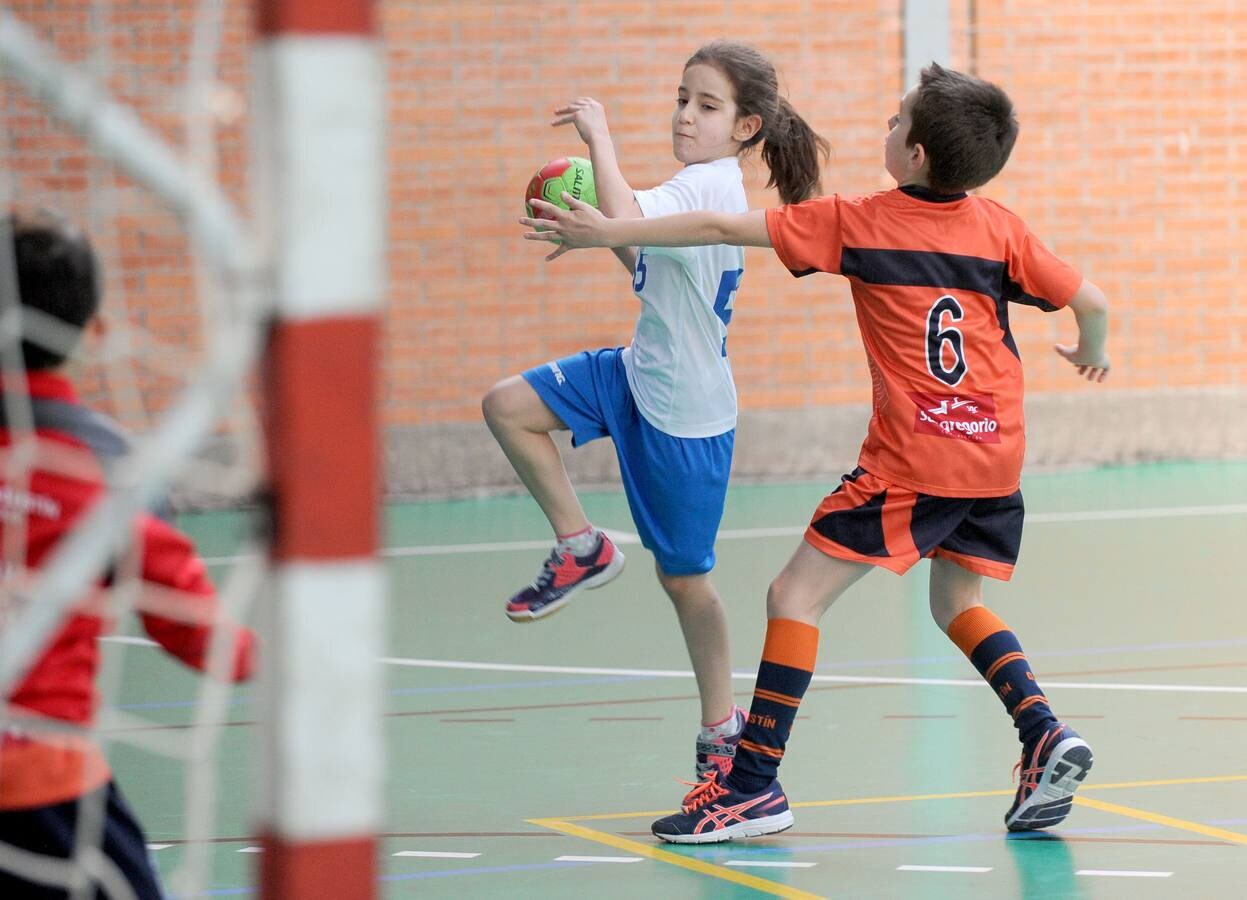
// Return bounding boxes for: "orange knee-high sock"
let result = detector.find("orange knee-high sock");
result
[948,606,1057,745]
[725,619,819,794]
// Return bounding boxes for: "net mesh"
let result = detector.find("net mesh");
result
[0,2,265,895]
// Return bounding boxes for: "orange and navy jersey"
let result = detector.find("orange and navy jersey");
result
[765,186,1083,497]
[0,370,256,810]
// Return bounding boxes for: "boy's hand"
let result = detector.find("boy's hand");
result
[1054,343,1110,382]
[520,194,611,261]
[551,97,610,146]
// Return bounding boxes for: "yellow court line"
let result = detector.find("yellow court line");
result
[557,774,1247,822]
[528,817,828,900]
[1073,795,1247,845]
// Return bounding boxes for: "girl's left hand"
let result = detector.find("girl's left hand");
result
[551,97,610,145]
[520,194,610,261]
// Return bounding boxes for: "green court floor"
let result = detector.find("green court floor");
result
[104,462,1247,898]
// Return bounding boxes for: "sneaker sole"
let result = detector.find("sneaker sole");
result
[505,547,627,623]
[654,810,795,844]
[1005,737,1094,831]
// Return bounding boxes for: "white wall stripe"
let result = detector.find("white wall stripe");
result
[898,865,992,873]
[1076,870,1173,878]
[554,855,643,863]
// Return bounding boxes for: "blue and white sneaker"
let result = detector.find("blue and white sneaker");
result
[505,532,625,622]
[1005,723,1093,831]
[652,770,794,844]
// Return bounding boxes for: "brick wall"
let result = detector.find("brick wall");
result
[4,1,1245,495]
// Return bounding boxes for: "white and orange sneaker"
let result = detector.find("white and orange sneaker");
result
[504,532,625,622]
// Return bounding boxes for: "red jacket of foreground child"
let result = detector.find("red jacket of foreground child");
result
[0,370,256,810]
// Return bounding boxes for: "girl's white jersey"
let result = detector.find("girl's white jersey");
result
[625,156,748,438]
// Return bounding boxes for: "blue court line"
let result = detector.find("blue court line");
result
[173,861,596,896]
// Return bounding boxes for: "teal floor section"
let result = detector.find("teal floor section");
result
[95,462,1247,897]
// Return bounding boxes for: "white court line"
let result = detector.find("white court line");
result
[725,860,818,868]
[1076,870,1173,878]
[393,850,481,859]
[100,641,1247,695]
[146,843,173,851]
[237,846,263,853]
[380,656,1247,695]
[898,865,992,873]
[198,503,1247,565]
[555,855,643,863]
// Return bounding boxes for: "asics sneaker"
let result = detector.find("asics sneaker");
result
[505,532,625,622]
[652,770,794,844]
[695,706,746,779]
[1005,723,1093,831]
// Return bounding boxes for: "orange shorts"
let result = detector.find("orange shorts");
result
[803,467,1023,580]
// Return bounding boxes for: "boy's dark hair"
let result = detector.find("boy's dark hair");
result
[685,40,831,205]
[908,63,1019,193]
[6,208,100,370]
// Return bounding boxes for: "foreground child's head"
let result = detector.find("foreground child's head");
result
[680,40,829,204]
[7,208,99,370]
[885,62,1018,193]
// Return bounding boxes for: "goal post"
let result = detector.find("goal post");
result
[253,1,385,899]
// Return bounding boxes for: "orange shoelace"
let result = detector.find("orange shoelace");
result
[679,771,728,813]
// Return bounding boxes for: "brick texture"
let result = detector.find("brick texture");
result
[3,1,1244,489]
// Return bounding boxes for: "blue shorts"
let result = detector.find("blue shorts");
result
[523,348,734,576]
[804,467,1024,580]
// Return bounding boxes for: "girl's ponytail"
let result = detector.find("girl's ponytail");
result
[685,41,830,206]
[761,97,830,205]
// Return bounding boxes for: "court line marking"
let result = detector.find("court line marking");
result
[196,502,1247,564]
[1076,869,1173,878]
[380,657,1247,695]
[555,773,1247,822]
[1072,795,1247,846]
[897,864,991,873]
[528,817,827,900]
[727,860,819,868]
[393,850,481,859]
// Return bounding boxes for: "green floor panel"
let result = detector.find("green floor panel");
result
[95,462,1247,897]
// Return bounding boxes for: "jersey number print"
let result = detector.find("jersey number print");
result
[926,295,967,387]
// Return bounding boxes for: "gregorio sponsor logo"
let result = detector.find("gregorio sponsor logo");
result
[910,392,1001,444]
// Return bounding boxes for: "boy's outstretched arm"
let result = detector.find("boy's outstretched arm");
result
[1054,278,1110,382]
[523,194,771,261]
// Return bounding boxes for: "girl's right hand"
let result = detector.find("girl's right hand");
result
[520,195,610,261]
[551,97,610,146]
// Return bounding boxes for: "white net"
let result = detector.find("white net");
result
[0,2,268,896]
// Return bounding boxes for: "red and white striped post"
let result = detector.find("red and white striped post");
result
[253,1,384,898]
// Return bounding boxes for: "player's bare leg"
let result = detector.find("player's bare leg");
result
[767,542,872,625]
[483,375,590,535]
[657,565,744,776]
[927,556,984,632]
[483,375,624,621]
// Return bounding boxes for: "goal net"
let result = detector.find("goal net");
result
[0,1,383,897]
